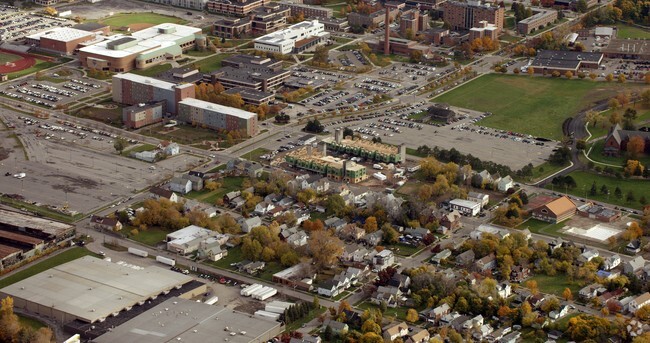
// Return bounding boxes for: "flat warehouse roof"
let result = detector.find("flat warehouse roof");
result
[179,98,257,119]
[26,27,93,42]
[93,297,281,343]
[0,209,73,237]
[1,256,192,323]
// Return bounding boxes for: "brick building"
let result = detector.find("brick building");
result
[122,101,165,129]
[178,98,258,136]
[399,9,429,36]
[112,73,195,115]
[517,8,557,34]
[26,27,97,55]
[207,0,270,16]
[441,0,504,32]
[278,1,333,18]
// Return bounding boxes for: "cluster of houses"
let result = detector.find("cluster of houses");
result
[169,171,205,195]
[133,141,180,162]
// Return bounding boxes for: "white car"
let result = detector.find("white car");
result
[13,173,25,179]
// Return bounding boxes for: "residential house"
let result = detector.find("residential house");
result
[382,322,409,341]
[547,330,563,340]
[198,240,227,262]
[184,199,218,217]
[150,186,179,202]
[254,201,275,216]
[530,196,577,223]
[439,311,461,327]
[290,336,321,343]
[227,158,264,178]
[498,175,514,192]
[548,237,564,252]
[624,256,646,275]
[324,217,347,232]
[365,191,405,219]
[388,274,411,291]
[239,216,262,233]
[431,249,452,264]
[160,141,180,156]
[267,206,285,218]
[318,278,342,297]
[500,331,521,343]
[169,177,192,194]
[643,264,650,281]
[477,170,492,185]
[578,249,599,264]
[528,293,546,309]
[467,191,489,207]
[230,196,246,208]
[339,224,366,241]
[188,170,205,179]
[462,314,484,331]
[455,250,475,267]
[239,261,266,274]
[407,328,430,343]
[181,174,204,191]
[323,320,348,335]
[472,324,493,341]
[224,190,241,203]
[300,175,330,194]
[278,196,295,207]
[362,230,383,246]
[90,215,122,231]
[373,249,395,270]
[373,286,402,307]
[422,303,450,324]
[549,305,569,320]
[596,269,619,280]
[579,283,605,300]
[404,227,429,240]
[629,292,650,313]
[604,254,621,271]
[474,253,497,273]
[627,239,642,254]
[439,210,462,231]
[286,230,308,247]
[510,265,530,283]
[341,244,369,263]
[486,326,511,342]
[496,282,512,298]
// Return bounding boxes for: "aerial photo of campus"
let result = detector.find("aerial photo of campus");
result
[0,0,648,341]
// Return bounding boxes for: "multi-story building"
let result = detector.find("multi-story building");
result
[469,20,498,41]
[224,87,274,106]
[285,146,368,183]
[34,0,57,5]
[278,1,333,18]
[122,101,165,129]
[112,73,195,115]
[25,27,98,55]
[441,0,504,32]
[399,9,429,36]
[79,24,202,73]
[207,0,270,16]
[348,8,399,29]
[254,20,328,54]
[214,17,253,38]
[178,98,258,136]
[517,8,557,34]
[144,0,209,10]
[251,5,291,35]
[322,129,406,163]
[314,17,350,32]
[207,54,291,93]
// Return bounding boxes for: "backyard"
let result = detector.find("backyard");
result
[434,74,644,140]
[185,176,245,204]
[526,274,582,297]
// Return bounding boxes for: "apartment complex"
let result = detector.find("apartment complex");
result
[208,54,290,93]
[469,20,498,40]
[178,98,258,136]
[278,1,333,18]
[122,101,165,129]
[207,0,270,16]
[79,24,202,72]
[285,146,368,183]
[348,7,399,28]
[26,27,98,55]
[112,73,195,115]
[399,9,429,36]
[254,20,328,54]
[214,17,253,38]
[441,0,504,32]
[322,129,406,163]
[517,8,557,34]
[144,0,209,10]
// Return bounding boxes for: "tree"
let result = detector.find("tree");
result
[364,217,378,233]
[382,225,399,244]
[409,50,422,63]
[626,190,636,203]
[615,186,622,199]
[564,71,574,79]
[361,319,381,335]
[526,280,539,295]
[308,230,343,269]
[618,74,626,83]
[605,73,614,82]
[113,137,128,154]
[563,287,573,301]
[627,136,645,158]
[405,308,418,323]
[590,181,598,196]
[576,0,588,12]
[44,6,57,16]
[360,332,383,343]
[313,46,329,65]
[304,119,324,133]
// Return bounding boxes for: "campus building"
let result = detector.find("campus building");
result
[214,17,253,38]
[178,98,258,136]
[251,5,291,35]
[122,101,165,129]
[314,17,350,32]
[112,73,195,115]
[348,7,399,29]
[469,20,498,41]
[517,8,558,35]
[224,86,274,106]
[207,54,291,93]
[78,23,202,73]
[25,27,99,55]
[254,20,328,54]
[399,9,429,37]
[530,50,603,74]
[441,0,504,32]
[144,0,209,10]
[278,1,333,18]
[322,129,406,163]
[285,146,368,183]
[207,0,270,16]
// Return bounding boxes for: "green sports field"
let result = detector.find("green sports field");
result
[0,52,21,64]
[434,74,643,140]
[99,13,187,28]
[615,24,650,39]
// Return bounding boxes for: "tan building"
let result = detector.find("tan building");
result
[348,7,399,29]
[399,9,429,36]
[279,1,333,18]
[517,8,557,34]
[25,27,97,55]
[251,5,291,34]
[469,20,498,41]
[207,0,270,16]
[214,17,253,38]
[442,0,504,32]
[530,196,577,223]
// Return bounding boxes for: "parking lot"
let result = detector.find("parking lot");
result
[0,11,73,42]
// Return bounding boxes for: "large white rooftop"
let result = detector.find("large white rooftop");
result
[0,256,192,323]
[167,225,213,246]
[26,27,94,42]
[114,73,177,91]
[131,23,202,41]
[180,98,257,120]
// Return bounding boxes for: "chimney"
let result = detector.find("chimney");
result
[384,7,390,54]
[334,128,342,143]
[399,144,406,163]
[319,141,327,155]
[307,145,313,155]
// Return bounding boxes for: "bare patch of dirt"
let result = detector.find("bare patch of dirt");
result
[46,174,100,189]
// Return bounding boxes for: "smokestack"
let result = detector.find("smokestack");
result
[384,7,390,54]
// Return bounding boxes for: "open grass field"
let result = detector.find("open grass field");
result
[546,170,650,209]
[434,74,643,140]
[127,226,169,246]
[17,315,47,331]
[99,13,187,29]
[240,148,270,163]
[517,218,567,236]
[0,52,21,64]
[587,139,650,167]
[526,274,582,297]
[0,196,83,223]
[0,248,99,289]
[123,143,157,156]
[189,53,233,73]
[131,63,172,77]
[615,24,650,39]
[8,60,57,80]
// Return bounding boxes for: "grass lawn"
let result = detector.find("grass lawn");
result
[0,248,99,289]
[587,139,650,167]
[357,302,410,321]
[385,243,423,257]
[258,262,286,282]
[310,211,328,221]
[587,106,650,140]
[526,274,581,297]
[0,196,83,223]
[0,52,21,64]
[547,170,650,209]
[185,176,245,204]
[405,147,428,157]
[433,74,644,140]
[131,63,172,77]
[616,24,650,39]
[240,147,270,163]
[285,307,327,332]
[127,226,169,246]
[207,245,243,269]
[123,143,157,156]
[99,13,187,28]
[185,50,215,57]
[9,60,58,80]
[517,218,567,237]
[17,315,47,331]
[522,161,569,183]
[188,53,233,73]
[148,125,221,145]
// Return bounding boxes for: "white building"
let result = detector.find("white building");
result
[449,199,481,216]
[498,175,514,192]
[629,292,650,314]
[169,177,192,194]
[467,192,489,207]
[254,20,328,54]
[166,225,227,255]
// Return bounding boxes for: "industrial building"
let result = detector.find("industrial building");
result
[603,39,650,60]
[79,23,203,73]
[122,101,165,129]
[178,98,258,136]
[254,20,328,54]
[26,27,99,55]
[92,297,282,343]
[449,199,481,216]
[112,73,195,115]
[207,54,291,93]
[441,0,504,32]
[0,209,75,270]
[0,256,197,324]
[530,50,603,74]
[517,8,558,35]
[322,129,406,163]
[285,145,368,183]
